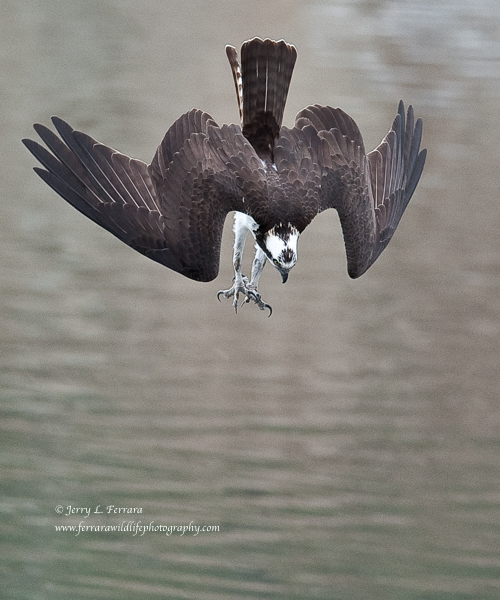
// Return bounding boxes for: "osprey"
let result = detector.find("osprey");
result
[23,38,426,316]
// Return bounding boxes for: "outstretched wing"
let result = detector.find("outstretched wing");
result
[294,101,426,278]
[23,110,262,282]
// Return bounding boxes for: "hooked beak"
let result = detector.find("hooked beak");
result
[280,270,289,284]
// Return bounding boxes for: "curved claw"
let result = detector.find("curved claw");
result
[246,290,259,302]
[217,281,272,316]
[247,290,272,316]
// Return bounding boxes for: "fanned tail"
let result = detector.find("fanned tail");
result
[226,37,297,158]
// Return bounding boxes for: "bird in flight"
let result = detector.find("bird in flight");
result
[23,37,426,316]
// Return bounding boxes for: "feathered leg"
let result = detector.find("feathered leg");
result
[247,246,267,291]
[217,213,272,315]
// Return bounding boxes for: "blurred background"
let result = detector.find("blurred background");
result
[2,0,500,598]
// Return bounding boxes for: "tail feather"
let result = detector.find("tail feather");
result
[226,45,243,123]
[227,38,297,158]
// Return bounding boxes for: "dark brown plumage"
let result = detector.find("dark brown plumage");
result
[23,37,426,298]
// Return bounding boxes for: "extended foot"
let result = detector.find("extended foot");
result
[217,276,272,316]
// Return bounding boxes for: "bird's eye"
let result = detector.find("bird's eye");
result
[273,259,279,266]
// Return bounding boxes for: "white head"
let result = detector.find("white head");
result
[263,223,299,283]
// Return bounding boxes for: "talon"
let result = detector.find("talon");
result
[256,300,272,316]
[217,278,271,316]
